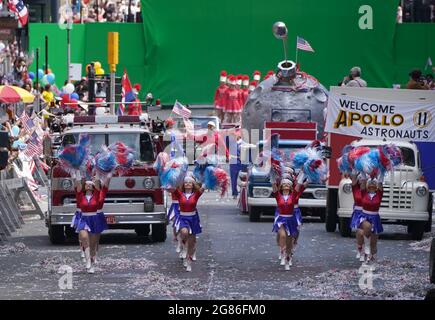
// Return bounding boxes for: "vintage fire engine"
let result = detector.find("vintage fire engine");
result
[46,115,167,244]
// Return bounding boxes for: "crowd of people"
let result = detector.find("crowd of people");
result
[398,0,435,23]
[71,0,142,23]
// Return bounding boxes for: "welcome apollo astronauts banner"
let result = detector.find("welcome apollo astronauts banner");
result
[325,93,435,142]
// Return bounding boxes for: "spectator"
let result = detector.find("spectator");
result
[397,4,403,23]
[42,84,55,105]
[425,74,435,89]
[406,69,429,89]
[341,67,367,88]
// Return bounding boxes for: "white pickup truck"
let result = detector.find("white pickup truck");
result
[337,139,432,240]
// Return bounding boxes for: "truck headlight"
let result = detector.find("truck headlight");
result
[253,187,272,198]
[143,178,155,189]
[314,189,327,199]
[416,186,427,197]
[61,179,73,191]
[342,183,352,194]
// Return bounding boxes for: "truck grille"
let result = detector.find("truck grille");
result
[381,187,413,209]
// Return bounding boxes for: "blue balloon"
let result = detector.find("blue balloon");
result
[46,73,55,85]
[11,125,20,137]
[28,71,35,80]
[70,92,79,100]
[38,69,44,80]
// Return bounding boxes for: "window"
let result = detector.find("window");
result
[62,133,106,156]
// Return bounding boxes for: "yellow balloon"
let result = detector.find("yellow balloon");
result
[95,68,104,75]
[94,61,102,69]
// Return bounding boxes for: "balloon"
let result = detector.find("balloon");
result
[71,92,79,100]
[95,68,104,75]
[46,73,55,85]
[38,69,44,80]
[94,61,102,69]
[40,75,49,86]
[28,72,35,80]
[64,83,75,94]
[11,125,20,137]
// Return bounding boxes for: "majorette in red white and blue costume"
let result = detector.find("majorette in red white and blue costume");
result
[72,182,108,234]
[350,181,363,230]
[173,178,204,236]
[272,179,305,237]
[356,180,384,234]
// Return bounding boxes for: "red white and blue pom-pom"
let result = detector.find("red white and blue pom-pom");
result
[303,158,328,183]
[337,144,354,174]
[203,166,229,197]
[58,133,91,176]
[153,152,170,176]
[160,157,189,189]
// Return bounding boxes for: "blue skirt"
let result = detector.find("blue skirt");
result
[353,211,383,234]
[167,203,180,225]
[350,207,363,230]
[175,212,202,235]
[272,209,300,237]
[71,212,108,234]
[294,207,303,226]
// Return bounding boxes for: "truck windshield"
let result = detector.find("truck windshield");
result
[174,117,218,130]
[359,146,415,167]
[62,132,155,162]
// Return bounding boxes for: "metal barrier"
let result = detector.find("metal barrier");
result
[0,159,46,243]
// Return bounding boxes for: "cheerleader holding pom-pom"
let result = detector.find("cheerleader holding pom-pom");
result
[272,171,309,271]
[168,175,206,272]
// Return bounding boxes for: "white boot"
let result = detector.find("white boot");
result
[364,236,371,255]
[356,246,363,259]
[280,254,286,266]
[180,244,188,259]
[284,255,292,270]
[186,256,192,272]
[80,247,85,262]
[176,237,182,253]
[192,250,197,261]
[84,247,92,270]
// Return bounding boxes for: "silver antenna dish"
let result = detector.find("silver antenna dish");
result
[272,21,288,62]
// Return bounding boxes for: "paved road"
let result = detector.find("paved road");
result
[0,191,433,300]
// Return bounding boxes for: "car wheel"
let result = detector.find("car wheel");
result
[425,193,433,233]
[430,238,435,284]
[49,225,65,244]
[151,224,167,242]
[64,226,77,239]
[319,209,326,223]
[408,221,425,241]
[326,189,338,232]
[339,217,352,237]
[135,224,150,237]
[248,206,261,222]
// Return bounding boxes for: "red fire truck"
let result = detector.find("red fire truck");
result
[46,115,167,244]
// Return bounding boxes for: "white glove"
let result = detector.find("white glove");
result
[76,170,82,181]
[378,172,385,184]
[297,171,306,185]
[360,171,367,180]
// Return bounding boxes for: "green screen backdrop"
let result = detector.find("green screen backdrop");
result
[29,0,434,104]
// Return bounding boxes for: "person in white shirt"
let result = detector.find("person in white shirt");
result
[341,67,367,88]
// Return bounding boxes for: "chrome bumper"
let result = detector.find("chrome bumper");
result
[248,197,326,208]
[49,203,167,225]
[337,208,429,221]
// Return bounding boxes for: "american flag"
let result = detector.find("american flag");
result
[119,69,136,116]
[7,0,29,26]
[296,36,315,52]
[20,111,34,134]
[172,100,191,118]
[24,131,43,159]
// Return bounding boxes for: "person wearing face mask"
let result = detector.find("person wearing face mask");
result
[355,174,384,263]
[169,175,205,272]
[271,172,309,270]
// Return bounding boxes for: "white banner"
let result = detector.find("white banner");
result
[325,93,435,142]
